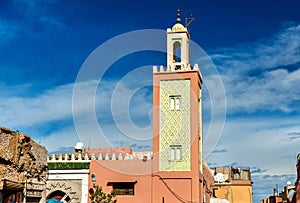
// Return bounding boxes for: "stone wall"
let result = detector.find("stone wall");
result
[0,126,48,191]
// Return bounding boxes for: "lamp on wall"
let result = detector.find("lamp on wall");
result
[91,173,96,187]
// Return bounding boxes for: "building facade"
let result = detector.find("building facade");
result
[45,147,146,203]
[46,147,153,203]
[213,167,253,203]
[45,153,90,203]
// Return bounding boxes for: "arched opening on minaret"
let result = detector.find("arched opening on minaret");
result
[173,41,181,62]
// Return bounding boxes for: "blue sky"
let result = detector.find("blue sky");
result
[1,0,300,202]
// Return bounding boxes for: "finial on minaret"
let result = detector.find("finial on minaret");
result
[176,9,181,23]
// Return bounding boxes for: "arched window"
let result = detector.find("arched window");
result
[170,95,181,110]
[170,148,175,160]
[169,145,182,161]
[175,97,180,110]
[175,148,181,160]
[173,41,181,62]
[170,98,175,110]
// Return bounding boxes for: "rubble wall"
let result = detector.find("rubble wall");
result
[0,126,48,188]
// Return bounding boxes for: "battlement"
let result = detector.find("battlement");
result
[47,151,153,162]
[153,63,200,73]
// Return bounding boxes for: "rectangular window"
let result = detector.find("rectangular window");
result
[169,145,182,161]
[110,182,135,195]
[169,95,181,110]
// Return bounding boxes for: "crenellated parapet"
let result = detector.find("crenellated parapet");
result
[47,151,153,162]
[153,64,200,73]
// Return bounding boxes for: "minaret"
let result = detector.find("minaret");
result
[166,9,191,71]
[152,10,203,202]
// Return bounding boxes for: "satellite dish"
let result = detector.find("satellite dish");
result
[214,173,226,183]
[75,142,84,151]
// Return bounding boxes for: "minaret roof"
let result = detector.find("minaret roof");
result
[171,9,186,32]
[171,23,185,32]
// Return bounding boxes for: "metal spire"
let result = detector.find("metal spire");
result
[176,9,181,23]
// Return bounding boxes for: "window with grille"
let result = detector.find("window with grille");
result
[110,182,135,195]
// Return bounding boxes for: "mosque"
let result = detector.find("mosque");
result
[88,11,214,203]
[47,11,215,203]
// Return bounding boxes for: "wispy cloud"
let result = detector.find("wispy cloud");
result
[286,134,300,141]
[0,83,73,128]
[0,78,153,152]
[0,0,65,42]
[252,173,296,202]
[287,132,300,136]
[212,149,228,154]
[208,24,300,114]
[206,116,300,176]
[224,68,300,113]
[13,0,63,25]
[50,146,75,155]
[212,24,300,73]
[129,143,151,151]
[197,24,300,174]
[251,167,267,174]
[278,131,300,143]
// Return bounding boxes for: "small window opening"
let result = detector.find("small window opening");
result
[169,96,181,110]
[169,145,182,161]
[111,182,135,195]
[173,41,181,62]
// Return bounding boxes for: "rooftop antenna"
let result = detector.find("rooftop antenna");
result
[185,10,196,29]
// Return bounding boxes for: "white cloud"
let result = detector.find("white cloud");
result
[0,83,73,128]
[74,76,153,148]
[206,115,299,203]
[40,125,79,153]
[0,78,153,152]
[207,24,300,114]
[202,24,300,202]
[252,174,296,203]
[212,24,300,73]
[221,68,300,113]
[206,115,300,184]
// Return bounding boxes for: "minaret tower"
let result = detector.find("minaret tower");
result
[152,9,204,203]
[166,9,191,71]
